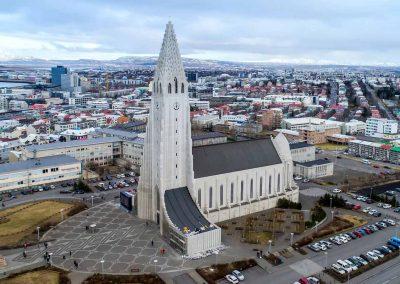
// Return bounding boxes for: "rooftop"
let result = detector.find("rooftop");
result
[295,159,332,167]
[0,155,79,174]
[289,141,313,150]
[26,137,121,152]
[193,138,281,178]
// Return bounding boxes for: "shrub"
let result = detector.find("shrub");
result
[277,198,302,210]
[319,193,346,208]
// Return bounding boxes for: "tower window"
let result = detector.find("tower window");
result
[174,77,178,93]
[260,177,263,196]
[168,83,172,93]
[198,189,201,207]
[250,179,253,199]
[230,183,234,203]
[269,175,272,194]
[220,185,224,206]
[159,83,162,93]
[277,174,281,192]
[240,181,244,201]
[181,83,184,93]
[209,187,213,208]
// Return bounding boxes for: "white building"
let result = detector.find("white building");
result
[344,120,366,135]
[61,72,81,93]
[138,22,298,257]
[8,100,28,111]
[0,155,82,192]
[22,137,122,166]
[365,118,398,138]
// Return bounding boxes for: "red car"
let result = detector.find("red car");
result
[298,277,309,284]
[353,204,361,210]
[363,227,372,234]
[353,231,362,238]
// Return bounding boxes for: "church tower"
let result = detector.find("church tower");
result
[138,22,194,231]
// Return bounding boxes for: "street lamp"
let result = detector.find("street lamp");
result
[331,210,334,220]
[324,251,328,268]
[290,232,294,246]
[100,259,104,273]
[215,251,219,267]
[48,252,53,266]
[60,208,65,221]
[330,196,333,209]
[36,226,40,247]
[91,195,94,207]
[153,259,158,273]
[268,240,272,254]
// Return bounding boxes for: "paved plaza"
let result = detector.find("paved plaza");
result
[9,201,236,274]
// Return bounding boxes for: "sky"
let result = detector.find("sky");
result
[0,0,399,66]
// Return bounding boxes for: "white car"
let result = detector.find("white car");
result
[372,250,384,259]
[337,260,353,273]
[294,176,303,181]
[366,251,379,261]
[225,274,239,284]
[362,207,371,213]
[377,203,383,207]
[303,179,310,183]
[383,219,396,226]
[332,188,341,194]
[344,259,357,271]
[383,204,392,209]
[232,270,244,281]
[50,185,56,189]
[331,263,346,275]
[368,209,377,215]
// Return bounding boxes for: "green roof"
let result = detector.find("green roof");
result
[391,146,400,152]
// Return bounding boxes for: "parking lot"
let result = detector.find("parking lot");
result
[0,170,138,207]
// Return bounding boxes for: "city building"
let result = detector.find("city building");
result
[51,65,68,87]
[21,137,122,166]
[257,108,283,130]
[365,118,398,138]
[137,22,298,257]
[0,155,82,192]
[293,159,334,179]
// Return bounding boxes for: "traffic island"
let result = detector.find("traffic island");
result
[324,251,399,283]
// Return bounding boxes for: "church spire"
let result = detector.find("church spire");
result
[154,21,186,83]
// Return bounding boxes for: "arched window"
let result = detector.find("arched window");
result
[198,189,201,207]
[209,187,213,208]
[153,82,155,92]
[259,177,263,196]
[159,83,162,93]
[174,77,178,93]
[230,183,234,203]
[168,83,172,94]
[277,174,281,192]
[250,179,254,198]
[269,175,272,194]
[240,181,244,201]
[220,185,224,206]
[181,83,185,93]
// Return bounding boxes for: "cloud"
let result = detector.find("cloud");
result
[0,0,399,65]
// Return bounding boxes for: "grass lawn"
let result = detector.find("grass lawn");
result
[0,200,75,247]
[0,270,60,284]
[317,143,348,151]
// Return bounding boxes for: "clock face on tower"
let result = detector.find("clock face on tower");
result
[173,102,180,110]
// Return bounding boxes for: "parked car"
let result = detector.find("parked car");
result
[308,244,321,252]
[307,276,320,284]
[383,204,392,209]
[332,188,341,194]
[372,250,384,258]
[386,190,396,196]
[366,251,379,261]
[225,274,239,284]
[362,207,371,213]
[383,219,396,226]
[231,270,244,281]
[60,189,72,194]
[336,260,353,273]
[331,263,346,275]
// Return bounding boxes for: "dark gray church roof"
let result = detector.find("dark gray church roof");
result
[192,138,282,179]
[164,187,215,234]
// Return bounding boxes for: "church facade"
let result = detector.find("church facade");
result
[138,22,299,257]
